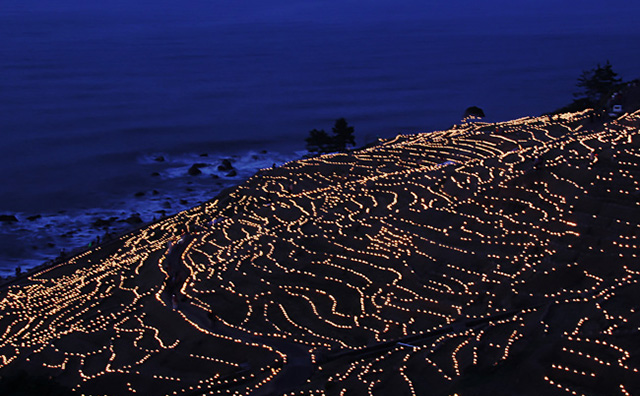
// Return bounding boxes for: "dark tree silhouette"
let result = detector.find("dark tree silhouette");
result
[305,118,356,154]
[305,129,333,153]
[462,106,485,122]
[574,61,622,105]
[332,118,355,150]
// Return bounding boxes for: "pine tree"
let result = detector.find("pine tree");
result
[305,129,332,153]
[574,61,622,105]
[305,118,356,154]
[331,118,355,151]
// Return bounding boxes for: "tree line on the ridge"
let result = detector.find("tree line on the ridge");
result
[304,61,633,154]
[557,60,631,114]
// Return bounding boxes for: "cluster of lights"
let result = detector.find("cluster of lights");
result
[0,108,639,394]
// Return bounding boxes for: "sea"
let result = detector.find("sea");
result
[1,0,639,275]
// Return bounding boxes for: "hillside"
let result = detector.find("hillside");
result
[1,108,640,395]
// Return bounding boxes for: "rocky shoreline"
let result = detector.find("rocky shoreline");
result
[0,149,299,278]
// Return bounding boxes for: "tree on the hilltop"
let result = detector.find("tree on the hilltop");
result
[462,106,485,123]
[332,118,356,150]
[305,128,333,153]
[305,118,356,154]
[574,61,622,106]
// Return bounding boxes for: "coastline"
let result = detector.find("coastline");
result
[4,77,638,279]
[0,149,300,277]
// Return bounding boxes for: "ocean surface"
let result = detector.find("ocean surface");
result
[1,1,639,275]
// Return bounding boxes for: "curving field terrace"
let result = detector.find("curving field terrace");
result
[1,108,640,395]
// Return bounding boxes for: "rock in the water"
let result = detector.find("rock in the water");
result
[26,214,42,221]
[134,191,145,197]
[226,169,237,177]
[124,214,143,225]
[211,174,219,179]
[188,164,202,176]
[0,215,18,223]
[151,172,160,177]
[199,153,208,157]
[154,156,165,162]
[93,217,117,228]
[218,159,234,171]
[152,190,159,195]
[180,199,188,205]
